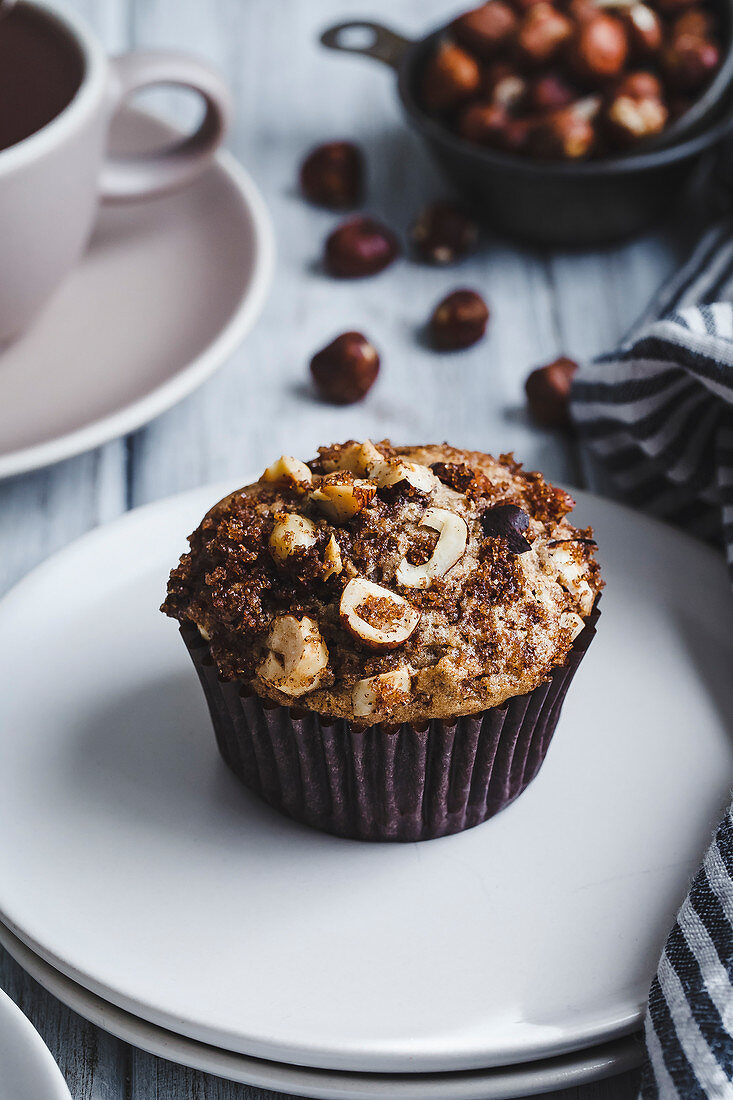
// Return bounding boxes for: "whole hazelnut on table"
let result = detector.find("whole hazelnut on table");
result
[299,141,364,209]
[516,3,574,66]
[310,332,380,404]
[421,40,481,111]
[324,216,400,278]
[451,1,519,58]
[569,13,629,83]
[525,357,578,428]
[429,289,490,350]
[410,201,478,264]
[663,32,720,91]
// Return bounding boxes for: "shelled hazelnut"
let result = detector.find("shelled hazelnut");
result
[526,72,577,111]
[421,40,481,111]
[418,0,723,160]
[299,142,364,209]
[483,62,529,107]
[429,289,490,350]
[310,332,380,404]
[503,116,535,152]
[566,0,597,26]
[616,70,665,98]
[656,0,702,12]
[603,71,668,144]
[527,97,600,158]
[410,201,478,264]
[662,31,720,90]
[324,216,400,278]
[569,13,629,83]
[525,356,578,427]
[672,8,714,37]
[621,4,664,57]
[452,1,519,57]
[516,3,574,65]
[458,99,512,143]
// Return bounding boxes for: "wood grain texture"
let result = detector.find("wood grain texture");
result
[0,0,699,1096]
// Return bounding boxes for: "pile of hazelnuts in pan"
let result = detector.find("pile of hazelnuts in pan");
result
[421,0,722,158]
[300,140,575,427]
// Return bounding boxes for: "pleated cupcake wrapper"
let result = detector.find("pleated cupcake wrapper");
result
[181,599,600,842]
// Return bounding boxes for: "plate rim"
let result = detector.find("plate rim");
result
[0,110,275,481]
[0,984,72,1100]
[0,483,725,1074]
[0,921,643,1100]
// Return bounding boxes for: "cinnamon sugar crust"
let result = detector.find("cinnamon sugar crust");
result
[162,442,602,725]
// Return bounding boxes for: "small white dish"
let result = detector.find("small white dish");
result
[0,919,641,1099]
[0,985,71,1100]
[0,108,273,480]
[0,485,730,1074]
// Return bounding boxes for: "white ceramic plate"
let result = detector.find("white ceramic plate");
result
[0,110,273,480]
[0,919,641,1099]
[0,485,731,1075]
[0,984,70,1100]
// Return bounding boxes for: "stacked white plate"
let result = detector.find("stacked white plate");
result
[1,485,731,1098]
[0,985,71,1100]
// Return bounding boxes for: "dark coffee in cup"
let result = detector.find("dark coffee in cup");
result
[0,4,84,152]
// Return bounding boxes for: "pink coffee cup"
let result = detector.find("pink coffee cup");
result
[0,1,232,344]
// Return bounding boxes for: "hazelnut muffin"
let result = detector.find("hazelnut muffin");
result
[162,441,601,841]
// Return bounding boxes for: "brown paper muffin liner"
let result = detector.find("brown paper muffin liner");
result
[180,600,600,842]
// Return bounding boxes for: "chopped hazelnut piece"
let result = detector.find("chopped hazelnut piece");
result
[321,439,385,476]
[396,508,469,588]
[340,578,421,650]
[310,474,376,523]
[352,667,412,719]
[258,615,328,697]
[547,545,595,614]
[321,443,435,496]
[260,456,313,492]
[269,513,318,562]
[560,611,586,640]
[376,459,437,495]
[323,535,343,579]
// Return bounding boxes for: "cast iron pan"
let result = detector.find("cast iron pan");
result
[321,18,733,246]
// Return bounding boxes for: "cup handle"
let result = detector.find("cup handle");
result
[100,51,232,203]
[319,22,411,71]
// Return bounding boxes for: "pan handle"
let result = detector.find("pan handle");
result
[320,21,412,70]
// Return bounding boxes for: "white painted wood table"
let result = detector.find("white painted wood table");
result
[0,0,713,1095]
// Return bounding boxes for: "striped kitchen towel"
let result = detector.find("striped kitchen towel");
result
[570,220,733,1098]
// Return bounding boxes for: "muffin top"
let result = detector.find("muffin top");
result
[162,441,601,725]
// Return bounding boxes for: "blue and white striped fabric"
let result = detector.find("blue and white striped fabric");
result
[571,220,733,1098]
